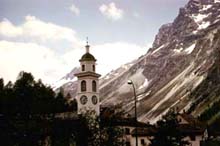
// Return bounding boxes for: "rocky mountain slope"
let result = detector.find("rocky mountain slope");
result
[55,0,220,123]
[52,67,79,97]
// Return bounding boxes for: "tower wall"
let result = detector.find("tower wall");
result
[80,61,96,72]
[75,44,100,116]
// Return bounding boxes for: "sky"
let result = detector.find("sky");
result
[0,0,188,84]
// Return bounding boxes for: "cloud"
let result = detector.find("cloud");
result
[99,2,124,20]
[64,42,149,76]
[0,15,83,47]
[0,40,149,85]
[93,42,148,75]
[69,4,80,16]
[0,40,68,84]
[0,16,151,85]
[0,19,22,37]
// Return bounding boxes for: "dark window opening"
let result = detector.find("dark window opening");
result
[81,80,86,92]
[82,65,85,71]
[125,128,130,135]
[92,80,97,92]
[93,65,95,72]
[125,141,131,146]
[141,139,145,145]
[190,135,196,141]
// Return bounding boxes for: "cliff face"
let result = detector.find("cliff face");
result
[56,0,220,123]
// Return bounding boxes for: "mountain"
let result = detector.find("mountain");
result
[55,0,220,123]
[52,67,79,97]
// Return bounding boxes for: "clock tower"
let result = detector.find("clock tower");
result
[74,41,101,115]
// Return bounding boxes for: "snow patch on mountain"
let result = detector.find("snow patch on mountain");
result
[201,5,212,11]
[152,44,164,54]
[190,12,211,32]
[198,21,210,29]
[138,79,149,90]
[122,63,133,70]
[192,13,209,23]
[184,44,196,54]
[174,48,184,53]
[52,77,77,90]
[137,90,151,102]
[214,19,220,23]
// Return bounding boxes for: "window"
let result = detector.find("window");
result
[141,139,145,145]
[81,80,86,92]
[125,128,130,135]
[82,65,85,71]
[93,65,95,72]
[190,135,196,141]
[125,141,131,146]
[92,80,97,92]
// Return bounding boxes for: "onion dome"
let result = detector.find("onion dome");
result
[79,44,96,62]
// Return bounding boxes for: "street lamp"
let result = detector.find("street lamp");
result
[127,80,138,146]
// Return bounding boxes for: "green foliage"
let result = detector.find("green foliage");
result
[0,71,68,117]
[150,111,189,146]
[187,52,220,114]
[0,78,4,91]
[0,71,123,146]
[201,140,220,146]
[69,98,77,111]
[80,110,123,146]
[199,99,220,122]
[100,125,123,146]
[0,71,71,146]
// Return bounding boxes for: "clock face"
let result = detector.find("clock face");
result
[80,95,88,105]
[92,96,98,105]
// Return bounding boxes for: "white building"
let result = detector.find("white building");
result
[177,113,205,146]
[124,113,206,146]
[74,43,101,115]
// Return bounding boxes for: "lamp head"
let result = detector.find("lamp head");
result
[127,80,133,85]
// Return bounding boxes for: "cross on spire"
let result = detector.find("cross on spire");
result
[85,37,90,53]
[86,37,89,46]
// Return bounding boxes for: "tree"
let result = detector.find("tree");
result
[0,78,3,91]
[69,98,77,112]
[53,91,68,113]
[150,111,189,146]
[0,71,69,146]
[79,110,123,146]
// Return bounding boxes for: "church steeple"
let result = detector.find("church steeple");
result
[74,39,101,115]
[79,38,96,62]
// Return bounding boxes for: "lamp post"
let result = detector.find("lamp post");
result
[127,80,138,146]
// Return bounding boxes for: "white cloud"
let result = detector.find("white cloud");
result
[99,2,124,20]
[93,42,147,75]
[0,40,68,84]
[0,15,83,47]
[63,42,148,76]
[0,19,22,37]
[0,40,148,85]
[69,4,80,16]
[0,16,150,85]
